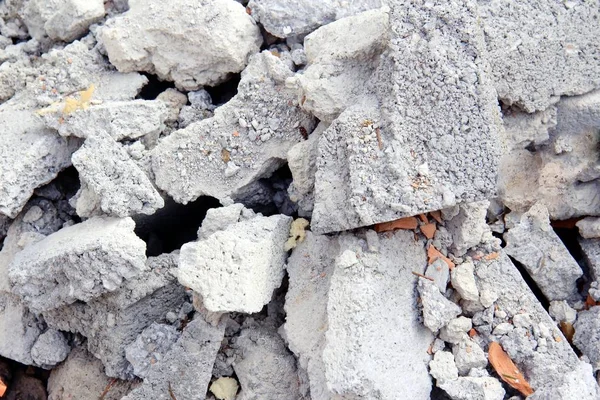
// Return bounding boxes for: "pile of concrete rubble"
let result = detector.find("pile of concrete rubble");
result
[0,0,599,399]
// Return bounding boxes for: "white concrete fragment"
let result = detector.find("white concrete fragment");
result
[0,109,79,218]
[0,293,44,365]
[234,325,301,400]
[577,217,600,239]
[425,258,450,293]
[43,100,168,141]
[429,351,458,384]
[124,322,180,378]
[439,377,505,400]
[23,0,105,42]
[152,51,315,204]
[479,0,600,112]
[30,329,71,369]
[9,216,147,313]
[122,317,225,400]
[504,203,583,301]
[247,0,382,38]
[178,212,291,313]
[549,301,577,325]
[48,345,133,400]
[451,261,480,302]
[71,133,164,218]
[99,0,263,90]
[197,203,246,239]
[452,339,487,375]
[418,279,462,333]
[439,317,472,345]
[446,201,491,256]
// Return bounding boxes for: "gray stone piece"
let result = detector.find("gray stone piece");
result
[247,0,382,38]
[30,328,71,369]
[504,203,583,301]
[125,322,181,379]
[478,0,600,112]
[233,325,301,400]
[429,351,459,384]
[472,252,598,396]
[580,238,600,280]
[577,217,600,239]
[179,212,291,313]
[122,317,225,400]
[9,216,147,313]
[22,0,105,42]
[452,338,487,375]
[43,252,187,378]
[43,100,168,141]
[446,201,491,256]
[439,377,505,400]
[47,345,134,400]
[418,278,462,333]
[284,230,433,399]
[99,0,262,90]
[0,292,45,365]
[498,90,600,220]
[151,51,315,205]
[526,360,599,400]
[425,258,450,293]
[0,108,79,218]
[574,306,600,371]
[311,0,501,233]
[71,133,164,218]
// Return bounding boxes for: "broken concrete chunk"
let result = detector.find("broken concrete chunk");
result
[152,51,315,204]
[122,317,224,400]
[99,0,262,90]
[233,325,301,400]
[43,100,168,141]
[0,293,44,365]
[0,109,79,218]
[47,345,133,400]
[197,203,246,239]
[125,322,180,379]
[71,133,164,218]
[446,201,491,256]
[9,216,147,313]
[526,360,599,400]
[548,301,577,325]
[504,203,583,301]
[439,377,505,400]
[247,0,382,38]
[479,1,600,112]
[451,261,480,302]
[439,317,473,345]
[573,306,600,371]
[210,377,238,400]
[311,0,501,234]
[418,278,462,333]
[580,238,600,281]
[452,338,487,375]
[577,217,600,239]
[23,0,105,42]
[501,107,557,150]
[429,351,459,384]
[179,212,291,313]
[30,329,70,369]
[425,258,450,293]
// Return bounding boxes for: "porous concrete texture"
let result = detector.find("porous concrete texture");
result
[580,238,600,281]
[310,0,501,233]
[125,322,181,379]
[122,317,224,400]
[71,133,164,218]
[30,328,71,369]
[179,210,291,313]
[9,216,147,312]
[247,0,382,38]
[478,0,600,112]
[504,203,583,301]
[574,306,600,371]
[43,252,187,378]
[0,293,45,366]
[439,377,505,400]
[99,0,263,90]
[151,51,316,204]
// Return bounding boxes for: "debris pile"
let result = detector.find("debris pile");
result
[0,0,599,399]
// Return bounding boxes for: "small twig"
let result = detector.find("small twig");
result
[411,271,434,281]
[99,378,118,400]
[168,382,178,400]
[375,128,383,150]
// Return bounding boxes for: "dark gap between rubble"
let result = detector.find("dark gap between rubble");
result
[204,73,241,106]
[137,73,176,100]
[133,196,221,257]
[553,226,590,295]
[507,256,550,311]
[430,386,452,400]
[0,355,49,399]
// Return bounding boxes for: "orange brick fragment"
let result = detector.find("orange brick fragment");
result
[429,210,443,224]
[468,328,477,337]
[418,214,428,223]
[374,217,418,232]
[420,223,436,239]
[488,342,534,397]
[484,252,499,260]
[427,245,455,270]
[0,379,6,397]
